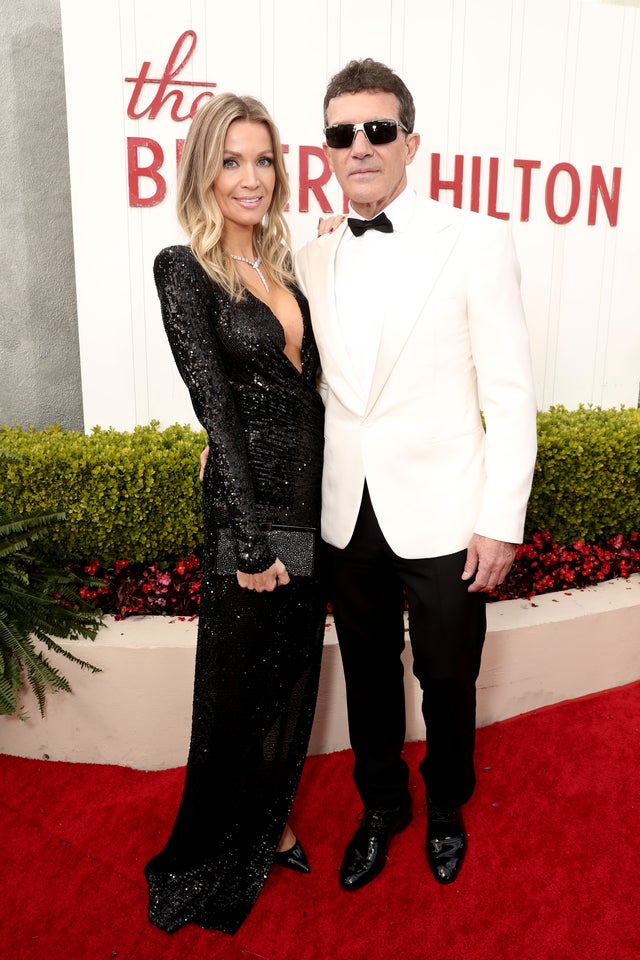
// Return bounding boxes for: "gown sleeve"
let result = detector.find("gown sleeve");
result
[154,245,275,574]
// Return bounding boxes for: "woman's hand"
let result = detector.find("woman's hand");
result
[199,445,209,482]
[237,559,291,592]
[317,215,346,236]
[201,441,290,592]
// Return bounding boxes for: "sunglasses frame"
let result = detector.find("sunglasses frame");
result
[323,118,409,149]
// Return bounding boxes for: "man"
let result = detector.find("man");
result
[295,58,537,891]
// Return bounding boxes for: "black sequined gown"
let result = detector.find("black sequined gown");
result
[145,245,326,935]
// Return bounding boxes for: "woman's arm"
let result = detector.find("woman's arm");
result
[154,245,276,575]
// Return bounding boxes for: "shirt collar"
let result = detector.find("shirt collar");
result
[347,184,416,232]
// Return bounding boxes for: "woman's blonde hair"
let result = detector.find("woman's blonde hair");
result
[177,93,294,299]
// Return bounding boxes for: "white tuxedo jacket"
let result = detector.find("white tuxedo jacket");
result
[295,196,538,559]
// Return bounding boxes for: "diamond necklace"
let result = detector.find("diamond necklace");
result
[229,252,270,293]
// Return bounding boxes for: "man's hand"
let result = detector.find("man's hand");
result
[462,534,516,593]
[199,445,209,482]
[237,559,291,593]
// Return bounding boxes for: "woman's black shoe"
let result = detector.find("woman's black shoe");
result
[273,838,311,873]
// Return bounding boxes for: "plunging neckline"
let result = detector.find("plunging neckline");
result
[244,286,305,376]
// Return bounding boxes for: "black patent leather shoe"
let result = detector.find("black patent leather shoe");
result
[339,804,413,891]
[273,838,311,873]
[426,798,466,884]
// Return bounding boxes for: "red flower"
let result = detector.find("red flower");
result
[73,529,640,618]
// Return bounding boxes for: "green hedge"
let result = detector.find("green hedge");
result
[0,406,638,564]
[0,422,206,564]
[525,405,640,542]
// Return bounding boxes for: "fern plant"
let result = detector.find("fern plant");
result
[0,504,103,718]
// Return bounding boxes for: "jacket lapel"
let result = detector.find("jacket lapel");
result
[364,200,463,416]
[303,220,367,411]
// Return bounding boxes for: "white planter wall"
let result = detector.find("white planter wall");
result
[1,575,638,769]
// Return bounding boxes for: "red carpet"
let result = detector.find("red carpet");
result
[2,682,639,960]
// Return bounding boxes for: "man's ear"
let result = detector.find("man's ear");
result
[405,132,421,166]
[322,142,335,173]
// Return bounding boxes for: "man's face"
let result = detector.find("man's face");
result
[323,90,420,218]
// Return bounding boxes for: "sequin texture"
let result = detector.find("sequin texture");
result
[144,245,326,935]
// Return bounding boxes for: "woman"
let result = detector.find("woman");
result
[144,93,326,935]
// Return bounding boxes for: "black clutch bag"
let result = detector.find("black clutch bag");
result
[215,523,316,579]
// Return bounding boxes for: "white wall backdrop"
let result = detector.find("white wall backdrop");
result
[60,0,640,431]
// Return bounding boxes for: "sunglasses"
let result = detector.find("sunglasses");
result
[323,118,409,149]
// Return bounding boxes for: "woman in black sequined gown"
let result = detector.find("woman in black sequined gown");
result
[144,94,326,935]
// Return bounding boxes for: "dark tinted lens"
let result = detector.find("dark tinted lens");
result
[324,120,401,148]
[325,124,356,148]
[364,120,399,145]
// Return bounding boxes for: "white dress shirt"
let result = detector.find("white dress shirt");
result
[334,185,417,402]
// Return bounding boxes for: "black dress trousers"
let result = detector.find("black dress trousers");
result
[325,484,487,812]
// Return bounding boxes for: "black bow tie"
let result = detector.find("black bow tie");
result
[347,212,394,236]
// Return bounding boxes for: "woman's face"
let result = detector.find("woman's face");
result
[213,120,276,230]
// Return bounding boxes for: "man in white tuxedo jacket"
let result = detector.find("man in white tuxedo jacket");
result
[295,59,538,891]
